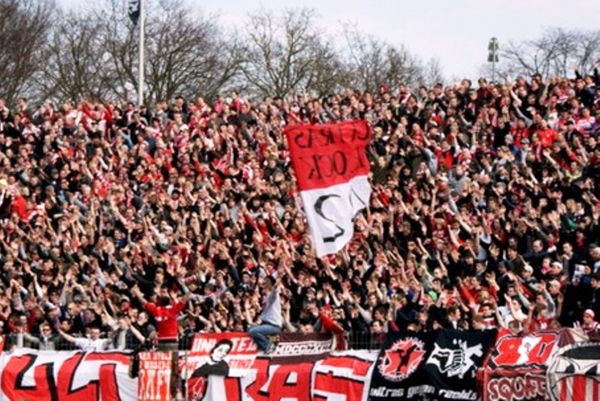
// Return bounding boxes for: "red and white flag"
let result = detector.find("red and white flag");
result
[556,376,600,401]
[285,120,371,257]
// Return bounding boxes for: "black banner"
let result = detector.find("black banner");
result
[369,329,496,401]
[369,330,436,400]
[425,329,496,401]
[128,0,140,25]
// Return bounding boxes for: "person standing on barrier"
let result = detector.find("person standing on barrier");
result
[248,276,282,354]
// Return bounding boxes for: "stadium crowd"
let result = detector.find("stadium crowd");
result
[1,69,600,351]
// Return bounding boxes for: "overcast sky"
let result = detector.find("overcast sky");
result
[59,0,600,81]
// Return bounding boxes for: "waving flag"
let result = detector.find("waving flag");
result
[128,0,141,25]
[285,120,371,257]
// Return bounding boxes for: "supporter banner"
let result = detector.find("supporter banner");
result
[425,329,496,401]
[269,332,334,363]
[188,333,258,377]
[547,342,600,401]
[193,332,333,361]
[0,329,591,401]
[0,349,136,401]
[489,330,560,370]
[184,332,333,398]
[486,372,548,401]
[369,330,436,400]
[285,120,371,257]
[198,350,377,401]
[370,329,495,401]
[481,329,576,401]
[138,352,172,401]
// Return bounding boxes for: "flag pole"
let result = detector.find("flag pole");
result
[138,0,145,106]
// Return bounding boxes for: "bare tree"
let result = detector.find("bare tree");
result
[141,1,243,102]
[36,12,114,102]
[92,0,138,102]
[242,8,343,98]
[502,28,600,78]
[342,25,424,92]
[0,0,54,104]
[304,42,350,97]
[572,30,600,73]
[420,58,445,87]
[38,0,242,104]
[96,0,243,103]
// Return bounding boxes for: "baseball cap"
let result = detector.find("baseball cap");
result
[584,309,595,318]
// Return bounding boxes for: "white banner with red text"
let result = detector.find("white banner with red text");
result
[195,350,377,401]
[0,349,136,401]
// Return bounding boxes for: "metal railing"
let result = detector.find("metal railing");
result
[3,331,197,352]
[4,330,387,352]
[347,331,386,350]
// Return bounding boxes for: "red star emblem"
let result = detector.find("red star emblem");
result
[379,338,426,381]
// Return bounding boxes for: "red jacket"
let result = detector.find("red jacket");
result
[11,196,29,222]
[435,148,455,170]
[144,300,186,341]
[537,128,558,148]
